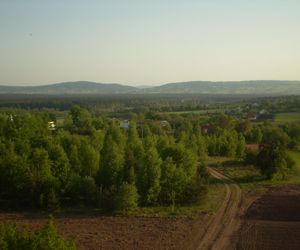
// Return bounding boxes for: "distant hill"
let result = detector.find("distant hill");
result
[0,80,300,95]
[144,81,300,95]
[0,81,136,94]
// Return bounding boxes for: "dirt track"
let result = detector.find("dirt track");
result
[189,167,242,250]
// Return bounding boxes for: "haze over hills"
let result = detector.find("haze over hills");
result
[0,80,300,95]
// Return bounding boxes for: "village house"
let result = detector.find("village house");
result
[119,120,130,129]
[48,121,56,131]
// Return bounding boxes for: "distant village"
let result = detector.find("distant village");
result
[10,102,273,136]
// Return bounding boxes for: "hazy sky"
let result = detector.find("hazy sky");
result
[0,0,300,86]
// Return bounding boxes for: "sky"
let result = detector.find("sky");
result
[0,0,300,86]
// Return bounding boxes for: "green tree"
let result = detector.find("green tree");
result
[48,144,70,184]
[29,148,52,185]
[123,123,144,184]
[159,157,187,206]
[236,134,246,159]
[79,141,100,177]
[257,127,292,179]
[138,146,162,204]
[69,105,92,133]
[32,216,76,250]
[115,182,139,211]
[98,134,124,188]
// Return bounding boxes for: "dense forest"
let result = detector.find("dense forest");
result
[0,103,299,211]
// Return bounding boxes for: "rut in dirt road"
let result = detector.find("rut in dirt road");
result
[190,167,242,250]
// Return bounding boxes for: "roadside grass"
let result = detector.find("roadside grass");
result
[211,151,300,192]
[274,112,300,124]
[288,150,300,182]
[125,179,226,217]
[56,117,65,126]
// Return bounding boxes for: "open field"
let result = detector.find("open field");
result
[214,151,300,191]
[162,108,224,115]
[274,112,300,123]
[0,212,211,250]
[237,185,300,250]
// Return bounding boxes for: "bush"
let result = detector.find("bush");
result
[244,150,258,166]
[115,182,139,211]
[38,177,61,211]
[178,178,208,204]
[0,224,31,249]
[31,216,76,250]
[65,175,98,206]
[0,216,76,250]
[100,185,117,211]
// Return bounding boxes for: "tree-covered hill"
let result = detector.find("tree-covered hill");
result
[0,80,300,95]
[145,80,300,95]
[0,81,136,94]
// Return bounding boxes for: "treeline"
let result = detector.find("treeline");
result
[0,93,254,112]
[0,106,247,211]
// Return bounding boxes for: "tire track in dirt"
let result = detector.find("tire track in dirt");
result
[190,167,242,250]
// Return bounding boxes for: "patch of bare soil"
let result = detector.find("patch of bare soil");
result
[0,212,209,250]
[237,185,300,250]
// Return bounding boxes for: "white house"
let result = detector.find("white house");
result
[48,121,56,131]
[120,120,130,129]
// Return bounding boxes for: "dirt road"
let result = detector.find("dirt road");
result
[190,167,242,250]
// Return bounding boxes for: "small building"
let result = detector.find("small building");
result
[160,120,170,127]
[247,112,257,121]
[245,144,259,152]
[48,121,56,131]
[201,124,214,134]
[120,120,130,129]
[259,109,268,115]
[226,107,242,116]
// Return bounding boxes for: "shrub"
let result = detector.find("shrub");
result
[115,182,138,211]
[65,175,98,206]
[0,216,76,250]
[244,150,258,166]
[32,216,76,250]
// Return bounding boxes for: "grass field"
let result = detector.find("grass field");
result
[125,179,226,217]
[213,151,300,191]
[161,108,224,115]
[274,112,300,124]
